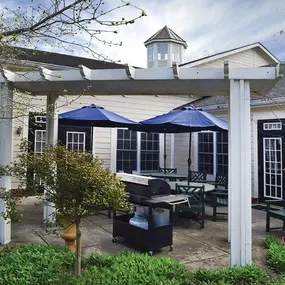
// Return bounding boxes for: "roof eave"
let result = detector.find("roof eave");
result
[144,38,188,48]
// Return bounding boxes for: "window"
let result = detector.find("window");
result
[198,132,228,176]
[263,122,282,130]
[198,133,214,174]
[141,133,159,171]
[66,132,85,151]
[147,45,154,63]
[157,43,168,60]
[34,130,46,154]
[172,44,181,62]
[35,116,46,124]
[216,132,228,174]
[117,129,137,171]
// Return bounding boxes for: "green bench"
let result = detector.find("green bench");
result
[266,200,285,232]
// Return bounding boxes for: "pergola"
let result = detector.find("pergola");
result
[0,62,283,266]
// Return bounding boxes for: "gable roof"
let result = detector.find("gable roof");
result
[179,42,279,67]
[144,26,187,48]
[7,47,127,70]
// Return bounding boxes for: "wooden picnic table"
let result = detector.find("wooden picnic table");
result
[142,172,187,181]
[167,181,215,192]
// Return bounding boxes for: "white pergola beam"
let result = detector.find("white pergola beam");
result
[0,83,12,245]
[229,79,252,266]
[124,64,135,80]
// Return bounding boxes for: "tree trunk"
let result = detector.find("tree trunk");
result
[75,223,82,274]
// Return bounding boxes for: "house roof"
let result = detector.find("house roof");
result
[6,47,127,70]
[144,26,187,48]
[179,42,279,67]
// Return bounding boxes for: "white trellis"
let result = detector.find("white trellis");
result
[0,62,283,266]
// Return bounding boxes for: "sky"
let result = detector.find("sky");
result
[7,0,285,67]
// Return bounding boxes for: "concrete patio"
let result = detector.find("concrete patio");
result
[9,197,285,273]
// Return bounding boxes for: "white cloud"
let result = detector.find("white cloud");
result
[11,0,285,66]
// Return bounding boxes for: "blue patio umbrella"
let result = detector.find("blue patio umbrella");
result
[138,106,228,179]
[59,104,139,127]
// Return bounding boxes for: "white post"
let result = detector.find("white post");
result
[229,79,252,266]
[170,134,175,168]
[0,83,12,244]
[43,94,58,224]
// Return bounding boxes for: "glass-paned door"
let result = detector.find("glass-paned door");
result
[258,119,285,202]
[263,138,283,199]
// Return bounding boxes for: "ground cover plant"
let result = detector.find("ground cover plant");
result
[2,243,285,285]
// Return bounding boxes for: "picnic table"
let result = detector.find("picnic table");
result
[142,172,187,181]
[167,181,215,192]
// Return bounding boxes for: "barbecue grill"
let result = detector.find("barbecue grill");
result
[113,173,189,255]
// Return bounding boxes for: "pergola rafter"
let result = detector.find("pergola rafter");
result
[0,63,283,267]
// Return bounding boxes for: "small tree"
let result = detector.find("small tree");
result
[0,141,129,274]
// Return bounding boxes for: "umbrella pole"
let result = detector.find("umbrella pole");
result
[187,132,192,184]
[164,132,167,169]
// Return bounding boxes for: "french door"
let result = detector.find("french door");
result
[27,113,92,192]
[258,120,285,202]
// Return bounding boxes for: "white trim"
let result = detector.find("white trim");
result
[22,115,29,140]
[159,133,165,167]
[252,116,259,198]
[182,43,279,68]
[92,127,96,157]
[137,132,141,174]
[170,134,175,168]
[110,129,117,173]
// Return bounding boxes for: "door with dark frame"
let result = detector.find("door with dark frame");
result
[27,113,92,192]
[258,119,285,202]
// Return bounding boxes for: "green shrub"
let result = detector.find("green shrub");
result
[265,236,285,273]
[81,252,193,285]
[267,276,285,285]
[0,243,75,285]
[193,264,267,285]
[264,236,280,249]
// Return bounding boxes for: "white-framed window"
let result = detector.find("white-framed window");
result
[66,132,85,151]
[198,132,214,175]
[117,129,137,172]
[216,132,228,174]
[263,122,282,130]
[172,44,181,62]
[35,116,46,124]
[141,132,159,171]
[157,43,168,60]
[147,45,154,63]
[34,130,46,154]
[198,132,228,175]
[263,137,283,199]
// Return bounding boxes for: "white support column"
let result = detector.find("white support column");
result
[170,134,175,168]
[229,79,252,266]
[0,83,13,245]
[43,94,58,224]
[137,132,141,174]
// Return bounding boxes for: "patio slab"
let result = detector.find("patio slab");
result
[8,197,285,272]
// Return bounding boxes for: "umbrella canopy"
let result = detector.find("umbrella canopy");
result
[59,104,139,127]
[138,106,228,177]
[138,106,228,133]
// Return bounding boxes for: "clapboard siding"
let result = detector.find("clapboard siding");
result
[11,94,194,187]
[194,48,274,68]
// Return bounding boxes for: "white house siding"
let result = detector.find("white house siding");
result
[193,48,275,68]
[11,94,194,188]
